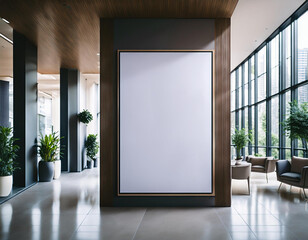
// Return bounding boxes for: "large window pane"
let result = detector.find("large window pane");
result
[250,56,255,80]
[244,83,248,106]
[38,96,53,136]
[285,91,291,148]
[258,74,266,101]
[271,148,279,159]
[271,96,279,147]
[258,47,266,76]
[251,79,255,104]
[238,110,242,129]
[270,35,279,95]
[286,149,291,160]
[251,106,255,146]
[238,66,242,88]
[298,84,308,104]
[257,102,266,146]
[244,62,248,84]
[231,71,236,112]
[297,84,308,150]
[244,107,248,137]
[298,11,308,83]
[231,91,235,111]
[231,112,235,132]
[243,62,248,106]
[258,147,266,157]
[257,46,267,101]
[250,56,255,105]
[231,72,236,91]
[238,86,242,108]
[284,26,291,88]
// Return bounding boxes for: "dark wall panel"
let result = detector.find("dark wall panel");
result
[100,19,229,207]
[13,30,38,187]
[0,80,9,127]
[114,19,215,50]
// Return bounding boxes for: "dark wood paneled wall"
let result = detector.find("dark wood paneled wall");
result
[214,19,231,206]
[100,19,115,207]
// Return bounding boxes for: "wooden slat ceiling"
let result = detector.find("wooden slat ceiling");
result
[0,0,238,74]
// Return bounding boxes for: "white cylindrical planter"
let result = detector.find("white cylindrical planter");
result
[0,175,12,197]
[53,160,61,179]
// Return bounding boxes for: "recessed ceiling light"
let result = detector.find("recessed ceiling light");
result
[0,33,13,44]
[97,53,100,56]
[1,18,9,24]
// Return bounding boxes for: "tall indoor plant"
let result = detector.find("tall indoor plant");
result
[85,134,99,168]
[232,128,251,164]
[38,132,61,181]
[283,101,308,157]
[0,126,19,197]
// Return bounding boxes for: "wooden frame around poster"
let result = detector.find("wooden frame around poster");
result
[117,50,215,197]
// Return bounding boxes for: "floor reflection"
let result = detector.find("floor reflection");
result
[0,169,308,239]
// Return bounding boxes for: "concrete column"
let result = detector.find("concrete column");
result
[60,68,81,172]
[0,80,9,127]
[13,30,38,187]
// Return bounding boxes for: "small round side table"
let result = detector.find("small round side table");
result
[231,162,251,195]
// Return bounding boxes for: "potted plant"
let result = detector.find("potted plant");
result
[0,126,19,197]
[85,134,99,168]
[283,101,308,157]
[78,109,93,125]
[38,132,61,182]
[232,128,251,164]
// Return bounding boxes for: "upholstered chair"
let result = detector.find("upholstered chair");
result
[245,155,278,182]
[276,156,308,198]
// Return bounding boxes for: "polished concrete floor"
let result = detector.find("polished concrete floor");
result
[0,169,308,240]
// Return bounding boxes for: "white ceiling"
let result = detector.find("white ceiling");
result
[231,0,306,70]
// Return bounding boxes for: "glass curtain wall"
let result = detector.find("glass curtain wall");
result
[231,10,308,160]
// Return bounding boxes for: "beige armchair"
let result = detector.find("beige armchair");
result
[245,155,278,182]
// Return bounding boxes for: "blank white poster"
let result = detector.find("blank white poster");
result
[119,51,213,194]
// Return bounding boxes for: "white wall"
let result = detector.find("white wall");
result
[86,79,99,135]
[82,74,99,136]
[80,74,100,165]
[51,92,60,133]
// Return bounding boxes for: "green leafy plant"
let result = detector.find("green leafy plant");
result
[78,109,93,125]
[282,101,308,157]
[0,126,19,176]
[85,134,99,161]
[232,128,252,160]
[38,132,61,162]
